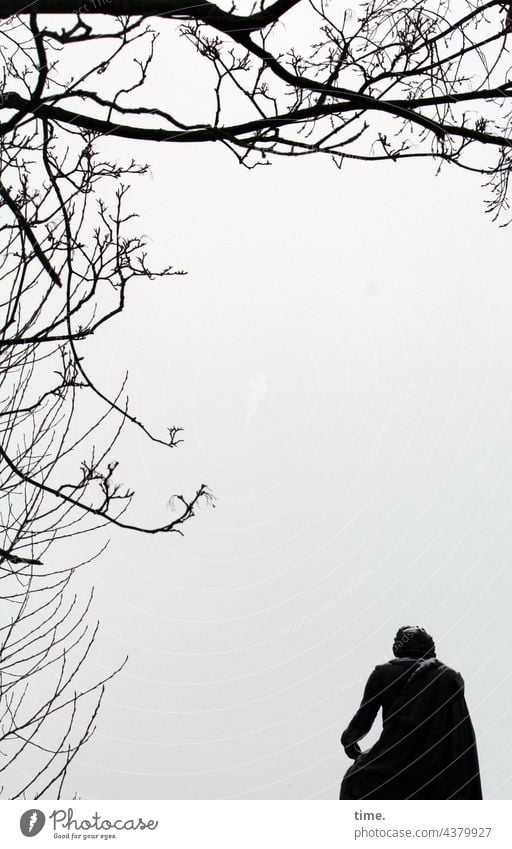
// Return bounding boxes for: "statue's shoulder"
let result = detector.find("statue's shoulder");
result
[373,660,394,672]
[371,660,403,679]
[433,661,465,689]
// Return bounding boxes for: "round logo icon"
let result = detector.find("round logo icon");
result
[20,810,46,837]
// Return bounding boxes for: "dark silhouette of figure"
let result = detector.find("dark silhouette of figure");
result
[339,626,482,799]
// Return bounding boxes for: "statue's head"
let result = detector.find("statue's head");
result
[392,625,436,659]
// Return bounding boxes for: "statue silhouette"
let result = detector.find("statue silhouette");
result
[339,626,482,799]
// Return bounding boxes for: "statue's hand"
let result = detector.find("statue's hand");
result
[344,743,362,760]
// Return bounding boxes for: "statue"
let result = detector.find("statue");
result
[339,626,482,799]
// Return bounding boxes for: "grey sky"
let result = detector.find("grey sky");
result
[40,134,512,799]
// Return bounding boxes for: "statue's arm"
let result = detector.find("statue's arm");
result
[340,667,382,758]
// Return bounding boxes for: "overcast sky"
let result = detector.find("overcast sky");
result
[9,11,512,796]
[29,130,506,800]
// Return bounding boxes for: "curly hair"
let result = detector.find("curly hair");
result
[392,625,436,659]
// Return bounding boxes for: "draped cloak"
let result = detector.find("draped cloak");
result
[339,658,482,800]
